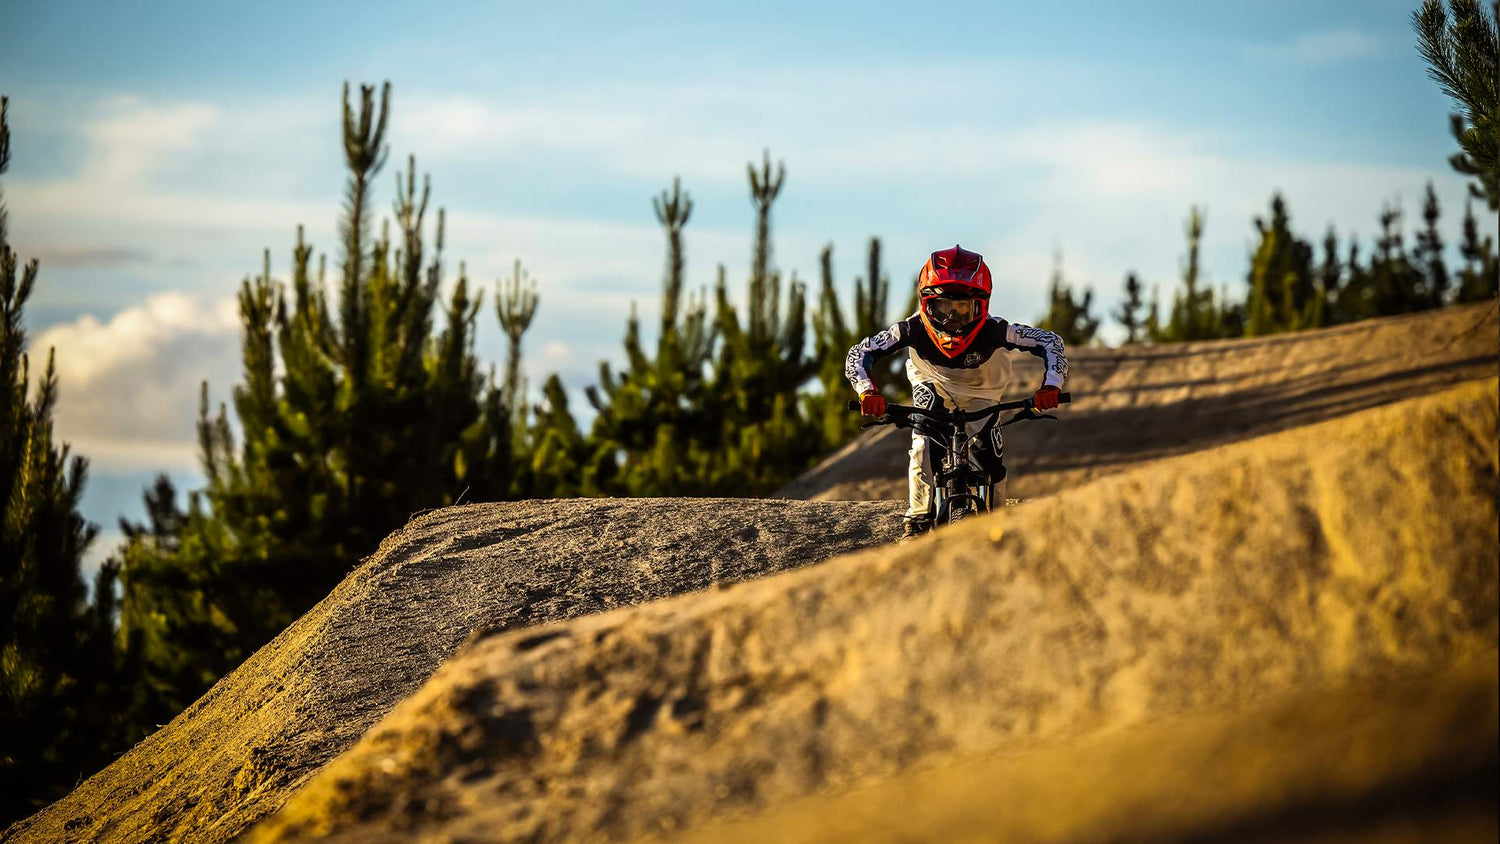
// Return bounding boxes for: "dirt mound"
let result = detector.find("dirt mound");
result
[693,662,1498,844]
[780,301,1499,501]
[3,499,899,844]
[251,378,1499,842]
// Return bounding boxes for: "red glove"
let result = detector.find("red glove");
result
[859,390,887,416]
[1033,385,1061,410]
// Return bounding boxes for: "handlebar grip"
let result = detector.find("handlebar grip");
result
[1059,391,1072,404]
[847,399,860,411]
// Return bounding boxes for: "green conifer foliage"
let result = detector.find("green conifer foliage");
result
[1036,250,1100,346]
[529,374,590,498]
[585,177,717,495]
[1331,238,1368,324]
[1456,197,1500,301]
[1162,207,1233,341]
[1367,201,1429,317]
[811,239,892,448]
[1415,0,1500,210]
[1318,226,1343,318]
[496,258,539,441]
[0,96,120,824]
[1413,182,1452,307]
[1144,284,1164,342]
[116,83,517,722]
[1244,194,1320,335]
[701,152,817,491]
[1114,271,1146,344]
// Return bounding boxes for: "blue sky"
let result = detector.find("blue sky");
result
[1,0,1488,571]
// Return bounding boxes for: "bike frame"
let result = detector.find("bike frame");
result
[848,392,1072,525]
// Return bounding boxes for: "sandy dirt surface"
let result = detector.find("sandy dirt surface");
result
[779,301,1499,502]
[2,499,899,844]
[251,378,1498,843]
[690,662,1498,844]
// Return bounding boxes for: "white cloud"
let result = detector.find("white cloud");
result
[974,120,1480,325]
[400,98,653,155]
[33,293,241,471]
[81,96,220,184]
[1245,28,1387,66]
[7,94,334,253]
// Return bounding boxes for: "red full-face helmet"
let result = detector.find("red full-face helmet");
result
[918,244,992,357]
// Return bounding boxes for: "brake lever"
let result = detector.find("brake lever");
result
[1001,408,1058,427]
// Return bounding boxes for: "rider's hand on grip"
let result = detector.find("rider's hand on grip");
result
[1033,385,1061,411]
[859,391,887,417]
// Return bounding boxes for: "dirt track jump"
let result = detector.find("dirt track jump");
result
[6,303,1496,844]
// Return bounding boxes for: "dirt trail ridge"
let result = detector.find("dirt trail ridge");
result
[780,301,1498,501]
[5,305,1496,843]
[257,377,1498,843]
[4,501,898,843]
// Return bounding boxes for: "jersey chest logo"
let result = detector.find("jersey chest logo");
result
[962,351,982,367]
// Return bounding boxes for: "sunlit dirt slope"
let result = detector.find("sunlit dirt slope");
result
[2,501,899,844]
[780,301,1498,501]
[252,378,1498,843]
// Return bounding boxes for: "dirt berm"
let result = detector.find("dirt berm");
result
[2,500,899,844]
[780,301,1499,501]
[252,378,1499,842]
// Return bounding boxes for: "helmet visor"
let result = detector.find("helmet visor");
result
[923,293,982,334]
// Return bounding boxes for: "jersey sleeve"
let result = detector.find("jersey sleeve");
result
[1004,322,1069,387]
[845,320,912,395]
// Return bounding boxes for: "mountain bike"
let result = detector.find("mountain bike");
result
[847,392,1072,526]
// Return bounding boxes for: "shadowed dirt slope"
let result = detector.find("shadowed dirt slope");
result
[693,662,1497,844]
[780,301,1499,502]
[253,378,1498,843]
[2,500,899,844]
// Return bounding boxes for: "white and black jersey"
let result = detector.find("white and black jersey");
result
[845,313,1067,402]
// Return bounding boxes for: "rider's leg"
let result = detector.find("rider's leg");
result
[904,381,946,528]
[975,422,1008,506]
[906,431,933,521]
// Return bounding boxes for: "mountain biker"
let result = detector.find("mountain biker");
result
[845,244,1068,541]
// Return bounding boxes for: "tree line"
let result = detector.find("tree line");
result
[1037,0,1498,347]
[1,0,1495,824]
[0,82,911,823]
[1038,183,1497,348]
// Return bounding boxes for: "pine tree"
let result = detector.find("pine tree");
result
[496,259,538,432]
[1163,207,1231,341]
[1244,193,1320,335]
[706,151,817,491]
[585,177,716,495]
[1414,0,1500,211]
[1145,284,1164,343]
[0,95,121,825]
[1366,200,1428,316]
[810,239,892,448]
[529,374,589,498]
[1413,182,1452,307]
[1333,237,1374,323]
[1456,196,1500,300]
[1036,250,1100,346]
[116,83,520,724]
[1318,226,1344,320]
[1114,271,1145,344]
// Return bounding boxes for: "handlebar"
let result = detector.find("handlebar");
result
[846,391,1071,423]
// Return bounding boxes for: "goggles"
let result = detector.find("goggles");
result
[921,291,984,333]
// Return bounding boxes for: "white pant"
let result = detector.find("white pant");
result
[906,381,1007,520]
